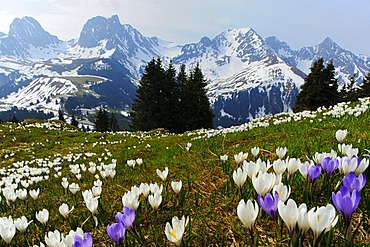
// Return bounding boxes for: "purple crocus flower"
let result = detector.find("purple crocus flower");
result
[308,164,321,183]
[343,172,366,192]
[73,233,93,247]
[321,157,339,175]
[332,186,360,226]
[107,222,126,244]
[115,206,136,229]
[257,191,279,221]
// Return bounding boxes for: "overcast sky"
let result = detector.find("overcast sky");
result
[1,0,370,55]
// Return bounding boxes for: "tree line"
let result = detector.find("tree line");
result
[293,58,370,112]
[130,58,214,133]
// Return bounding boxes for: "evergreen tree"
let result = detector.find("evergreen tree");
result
[70,115,79,128]
[162,61,181,132]
[58,109,65,122]
[181,63,214,131]
[10,114,19,123]
[359,71,370,98]
[177,64,188,133]
[339,75,359,102]
[94,108,110,132]
[131,60,213,133]
[109,112,119,132]
[293,58,338,112]
[131,58,165,131]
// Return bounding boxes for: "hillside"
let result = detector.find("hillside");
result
[0,98,369,246]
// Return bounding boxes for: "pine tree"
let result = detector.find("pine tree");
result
[109,112,119,132]
[181,63,214,130]
[339,75,359,102]
[131,58,165,131]
[177,64,188,133]
[162,61,181,132]
[10,114,19,123]
[293,58,338,112]
[58,109,65,122]
[131,60,213,133]
[359,71,370,98]
[70,115,79,128]
[94,108,110,132]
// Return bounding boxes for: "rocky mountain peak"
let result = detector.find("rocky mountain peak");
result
[8,16,59,47]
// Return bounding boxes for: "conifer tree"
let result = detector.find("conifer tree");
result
[70,115,79,128]
[94,108,110,132]
[177,64,188,133]
[58,109,65,122]
[131,58,165,131]
[131,60,213,133]
[359,71,370,98]
[10,114,19,123]
[293,58,338,112]
[181,63,214,130]
[109,112,119,132]
[339,75,359,102]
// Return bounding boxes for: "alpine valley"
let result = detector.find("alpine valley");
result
[1,15,369,128]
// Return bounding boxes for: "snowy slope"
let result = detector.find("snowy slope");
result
[0,76,105,113]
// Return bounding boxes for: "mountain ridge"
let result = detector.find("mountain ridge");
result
[0,15,369,128]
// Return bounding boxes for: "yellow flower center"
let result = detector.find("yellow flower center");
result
[171,229,178,239]
[317,216,321,222]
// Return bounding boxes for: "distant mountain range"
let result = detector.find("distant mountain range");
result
[1,15,369,128]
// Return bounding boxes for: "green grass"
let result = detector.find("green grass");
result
[0,100,369,246]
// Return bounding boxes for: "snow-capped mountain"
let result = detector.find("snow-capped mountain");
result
[266,36,370,85]
[0,15,369,128]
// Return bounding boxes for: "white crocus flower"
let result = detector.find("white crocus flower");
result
[148,193,162,210]
[29,188,40,200]
[69,183,80,195]
[59,203,74,219]
[0,224,16,244]
[338,157,358,176]
[276,147,288,159]
[273,159,287,175]
[44,230,64,247]
[278,199,298,234]
[355,158,369,176]
[251,147,260,157]
[36,208,49,226]
[307,204,338,240]
[252,171,275,196]
[122,191,140,211]
[242,160,260,179]
[273,182,291,202]
[92,186,102,197]
[234,151,248,165]
[171,180,182,194]
[14,216,33,232]
[297,203,310,236]
[165,216,189,246]
[220,154,228,162]
[139,183,150,198]
[335,129,347,143]
[85,197,99,215]
[233,167,247,188]
[257,159,272,173]
[150,183,163,195]
[136,158,143,166]
[156,167,169,182]
[237,199,259,230]
[287,158,301,177]
[299,161,310,180]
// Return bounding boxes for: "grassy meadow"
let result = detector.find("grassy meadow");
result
[0,98,369,246]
